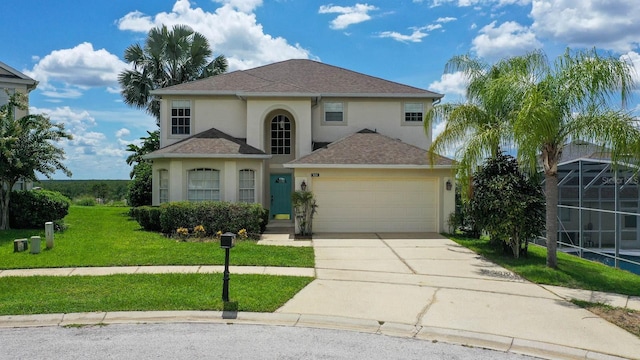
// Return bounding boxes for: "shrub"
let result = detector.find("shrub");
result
[74,196,97,206]
[126,162,152,207]
[9,190,71,229]
[130,201,266,237]
[130,206,162,232]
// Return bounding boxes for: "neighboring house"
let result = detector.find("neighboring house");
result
[145,59,455,233]
[0,61,37,192]
[556,141,640,251]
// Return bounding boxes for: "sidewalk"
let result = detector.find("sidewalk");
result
[2,234,640,360]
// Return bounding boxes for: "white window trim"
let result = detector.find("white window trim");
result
[402,102,424,125]
[169,99,192,138]
[322,101,347,125]
[238,169,256,203]
[187,168,220,202]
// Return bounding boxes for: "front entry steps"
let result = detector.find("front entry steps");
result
[258,220,312,247]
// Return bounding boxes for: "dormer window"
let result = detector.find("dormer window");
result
[171,100,191,135]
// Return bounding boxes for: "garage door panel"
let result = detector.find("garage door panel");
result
[313,178,437,233]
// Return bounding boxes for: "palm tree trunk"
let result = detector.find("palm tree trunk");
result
[545,172,558,268]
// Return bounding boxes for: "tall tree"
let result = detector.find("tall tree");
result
[508,48,639,268]
[428,48,640,268]
[0,91,72,230]
[118,24,228,124]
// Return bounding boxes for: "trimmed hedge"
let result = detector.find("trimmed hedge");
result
[9,190,71,229]
[131,201,268,236]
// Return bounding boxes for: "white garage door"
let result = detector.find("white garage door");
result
[312,177,438,233]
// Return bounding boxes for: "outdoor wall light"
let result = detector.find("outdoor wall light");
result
[300,180,307,191]
[446,180,452,191]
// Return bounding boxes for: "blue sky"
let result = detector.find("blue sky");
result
[2,0,640,179]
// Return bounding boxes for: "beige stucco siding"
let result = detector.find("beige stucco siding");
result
[151,158,265,206]
[245,98,313,157]
[292,168,455,233]
[312,98,434,149]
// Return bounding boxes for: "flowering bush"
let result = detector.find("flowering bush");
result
[194,225,206,238]
[238,228,248,239]
[176,227,189,241]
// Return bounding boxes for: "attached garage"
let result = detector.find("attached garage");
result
[312,177,438,232]
[284,129,455,234]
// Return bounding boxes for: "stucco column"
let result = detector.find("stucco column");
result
[246,101,263,151]
[169,160,183,202]
[224,161,237,202]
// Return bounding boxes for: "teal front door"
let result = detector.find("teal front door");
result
[270,174,292,219]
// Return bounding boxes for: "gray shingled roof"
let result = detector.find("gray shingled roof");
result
[144,128,269,159]
[286,129,454,167]
[558,141,611,164]
[152,59,442,98]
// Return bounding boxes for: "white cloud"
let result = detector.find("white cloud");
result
[378,28,429,43]
[29,106,132,179]
[213,0,263,13]
[116,128,131,138]
[436,17,457,23]
[426,0,530,7]
[318,3,378,30]
[429,72,468,99]
[531,0,640,52]
[24,42,128,100]
[117,0,311,71]
[621,51,640,85]
[472,21,542,59]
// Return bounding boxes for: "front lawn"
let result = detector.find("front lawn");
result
[449,234,640,297]
[0,273,313,315]
[1,206,314,269]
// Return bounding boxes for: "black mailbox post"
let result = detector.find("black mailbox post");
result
[220,232,236,302]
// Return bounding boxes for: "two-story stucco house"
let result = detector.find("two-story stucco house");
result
[0,61,38,191]
[146,59,455,233]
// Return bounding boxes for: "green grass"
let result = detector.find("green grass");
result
[1,206,314,269]
[449,234,640,296]
[0,274,313,315]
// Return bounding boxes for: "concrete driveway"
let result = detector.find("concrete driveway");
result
[277,233,640,359]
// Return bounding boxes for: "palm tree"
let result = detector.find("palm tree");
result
[118,24,228,124]
[429,48,640,268]
[508,48,639,268]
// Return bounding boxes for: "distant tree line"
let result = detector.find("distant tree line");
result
[34,180,130,202]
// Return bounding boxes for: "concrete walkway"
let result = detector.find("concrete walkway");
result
[2,233,639,359]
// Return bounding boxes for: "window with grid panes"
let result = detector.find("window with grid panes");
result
[158,170,169,203]
[171,100,191,135]
[404,103,424,122]
[270,115,291,154]
[238,169,255,203]
[187,168,220,201]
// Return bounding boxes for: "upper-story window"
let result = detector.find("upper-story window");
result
[324,102,344,122]
[171,100,191,135]
[404,103,424,122]
[270,115,291,155]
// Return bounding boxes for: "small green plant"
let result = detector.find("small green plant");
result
[292,190,317,237]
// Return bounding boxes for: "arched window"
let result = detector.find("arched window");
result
[270,115,291,154]
[239,169,255,203]
[158,170,169,203]
[188,168,220,202]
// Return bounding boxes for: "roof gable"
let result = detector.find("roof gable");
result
[153,59,442,98]
[0,61,37,90]
[145,127,269,159]
[287,129,454,167]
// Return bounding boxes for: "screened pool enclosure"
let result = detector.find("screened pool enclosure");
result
[553,142,640,273]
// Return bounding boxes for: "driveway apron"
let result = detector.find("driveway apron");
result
[277,233,640,359]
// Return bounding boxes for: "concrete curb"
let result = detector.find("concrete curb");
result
[0,311,630,360]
